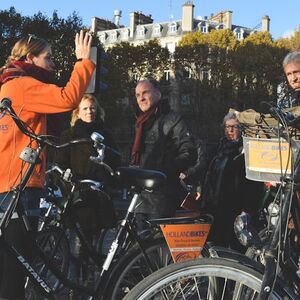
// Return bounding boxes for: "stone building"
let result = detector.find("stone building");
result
[91,2,270,54]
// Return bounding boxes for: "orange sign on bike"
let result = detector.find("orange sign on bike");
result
[160,223,211,263]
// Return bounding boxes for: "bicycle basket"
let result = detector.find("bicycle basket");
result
[235,108,300,183]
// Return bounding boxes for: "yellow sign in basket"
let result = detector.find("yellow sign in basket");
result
[243,137,295,183]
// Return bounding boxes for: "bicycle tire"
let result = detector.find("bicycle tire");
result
[103,238,211,300]
[123,257,284,300]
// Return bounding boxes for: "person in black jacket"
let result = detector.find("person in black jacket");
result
[55,94,120,237]
[202,112,263,251]
[131,79,197,228]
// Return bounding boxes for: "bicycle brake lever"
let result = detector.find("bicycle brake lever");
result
[90,156,115,176]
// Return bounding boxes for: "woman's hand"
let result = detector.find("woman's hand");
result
[179,172,187,180]
[75,30,93,60]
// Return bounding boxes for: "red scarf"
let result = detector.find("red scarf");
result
[131,103,159,165]
[0,60,54,86]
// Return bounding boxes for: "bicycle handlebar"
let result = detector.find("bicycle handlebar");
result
[46,164,103,191]
[89,156,115,176]
[269,106,300,129]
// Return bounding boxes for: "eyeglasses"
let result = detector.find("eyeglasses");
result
[225,125,239,130]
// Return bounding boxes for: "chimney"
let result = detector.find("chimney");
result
[262,15,270,32]
[114,10,122,27]
[129,12,153,37]
[182,1,194,32]
[91,17,97,33]
[129,12,136,37]
[223,11,232,30]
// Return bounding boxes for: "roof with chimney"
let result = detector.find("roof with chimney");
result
[91,3,269,47]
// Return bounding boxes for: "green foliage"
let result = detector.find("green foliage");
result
[208,29,237,49]
[276,28,300,51]
[179,32,208,46]
[0,7,23,66]
[173,30,291,139]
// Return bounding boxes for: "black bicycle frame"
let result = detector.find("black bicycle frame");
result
[258,138,300,299]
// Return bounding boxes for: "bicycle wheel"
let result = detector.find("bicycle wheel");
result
[123,257,284,300]
[103,238,211,300]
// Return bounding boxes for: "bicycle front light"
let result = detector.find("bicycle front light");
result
[234,212,253,247]
[267,202,280,227]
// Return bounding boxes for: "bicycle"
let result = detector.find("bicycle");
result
[35,164,213,299]
[27,164,108,297]
[123,105,300,300]
[0,97,212,299]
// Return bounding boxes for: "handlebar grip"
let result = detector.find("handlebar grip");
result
[0,98,12,111]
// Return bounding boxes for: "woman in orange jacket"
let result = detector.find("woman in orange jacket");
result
[0,30,94,299]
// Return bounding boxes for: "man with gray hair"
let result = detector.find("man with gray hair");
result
[282,51,300,106]
[283,51,300,92]
[132,78,197,228]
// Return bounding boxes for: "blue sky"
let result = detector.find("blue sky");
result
[1,0,299,40]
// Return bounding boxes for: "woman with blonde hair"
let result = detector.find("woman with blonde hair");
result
[70,94,105,126]
[0,31,94,299]
[56,94,120,269]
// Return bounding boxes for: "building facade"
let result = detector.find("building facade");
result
[91,1,270,53]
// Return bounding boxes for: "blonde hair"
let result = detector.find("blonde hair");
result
[6,34,50,65]
[70,94,105,127]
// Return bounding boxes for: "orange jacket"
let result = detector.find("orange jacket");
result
[0,59,95,192]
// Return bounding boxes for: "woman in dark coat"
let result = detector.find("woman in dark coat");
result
[56,94,120,236]
[202,112,263,251]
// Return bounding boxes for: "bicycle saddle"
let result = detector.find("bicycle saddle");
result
[115,167,166,191]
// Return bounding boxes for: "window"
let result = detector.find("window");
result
[132,73,138,81]
[200,70,210,81]
[233,27,244,40]
[163,70,171,81]
[110,31,118,42]
[136,26,146,38]
[198,21,208,33]
[168,22,177,34]
[121,29,129,41]
[216,24,224,30]
[152,24,162,37]
[183,67,192,79]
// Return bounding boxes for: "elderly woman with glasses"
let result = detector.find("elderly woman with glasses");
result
[201,112,263,252]
[0,31,94,299]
